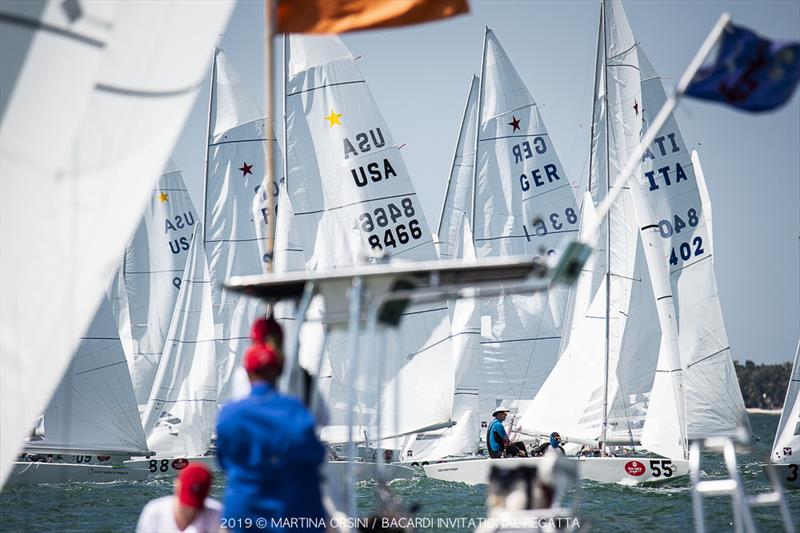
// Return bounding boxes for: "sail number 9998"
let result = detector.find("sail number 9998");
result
[358,197,422,250]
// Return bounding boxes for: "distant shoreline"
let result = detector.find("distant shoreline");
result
[746,408,781,415]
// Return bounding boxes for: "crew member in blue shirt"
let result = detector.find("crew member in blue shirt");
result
[487,406,513,458]
[216,333,326,532]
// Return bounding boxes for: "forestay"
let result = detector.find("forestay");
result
[142,225,218,457]
[204,49,274,404]
[772,339,800,463]
[634,47,747,442]
[0,0,231,486]
[472,29,579,425]
[29,283,147,456]
[284,35,455,443]
[118,161,198,408]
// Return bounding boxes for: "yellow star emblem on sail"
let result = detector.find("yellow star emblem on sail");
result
[325,109,342,128]
[158,192,169,203]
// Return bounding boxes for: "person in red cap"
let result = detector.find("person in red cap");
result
[136,462,220,533]
[216,339,326,532]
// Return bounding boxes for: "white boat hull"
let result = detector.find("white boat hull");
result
[325,461,415,483]
[424,456,689,485]
[763,463,800,490]
[8,461,151,484]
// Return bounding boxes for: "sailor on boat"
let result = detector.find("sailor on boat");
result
[531,432,566,456]
[136,462,220,533]
[487,407,526,458]
[215,325,326,532]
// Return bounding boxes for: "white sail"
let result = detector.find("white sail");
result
[520,0,659,444]
[204,49,275,404]
[142,225,218,457]
[29,284,148,456]
[120,161,199,408]
[285,35,455,442]
[472,29,580,426]
[0,0,232,485]
[634,47,747,441]
[773,339,800,463]
[436,76,479,260]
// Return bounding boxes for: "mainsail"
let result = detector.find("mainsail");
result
[0,0,232,485]
[471,29,580,423]
[283,35,455,443]
[28,284,148,456]
[203,49,275,404]
[772,339,800,463]
[519,0,661,445]
[142,225,218,457]
[118,161,198,408]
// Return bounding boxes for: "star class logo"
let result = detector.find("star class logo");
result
[239,162,253,177]
[158,192,169,203]
[325,108,342,128]
[508,115,521,132]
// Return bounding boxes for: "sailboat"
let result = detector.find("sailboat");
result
[426,0,747,485]
[408,28,580,464]
[279,34,457,477]
[767,339,800,489]
[0,0,232,487]
[9,279,152,484]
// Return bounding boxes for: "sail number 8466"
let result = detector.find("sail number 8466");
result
[358,197,423,250]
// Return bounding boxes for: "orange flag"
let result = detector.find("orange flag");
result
[277,0,469,34]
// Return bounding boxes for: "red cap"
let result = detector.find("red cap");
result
[243,341,280,373]
[176,462,212,510]
[250,317,284,346]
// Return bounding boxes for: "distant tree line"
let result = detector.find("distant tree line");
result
[734,360,793,409]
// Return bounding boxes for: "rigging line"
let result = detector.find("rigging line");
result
[479,133,549,142]
[208,138,277,147]
[0,12,106,48]
[521,182,572,201]
[392,239,434,257]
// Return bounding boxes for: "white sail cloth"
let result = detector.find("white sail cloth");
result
[520,0,660,444]
[204,49,273,404]
[142,226,218,457]
[469,29,581,427]
[634,47,747,446]
[283,35,455,443]
[118,161,198,408]
[0,0,232,486]
[29,284,147,456]
[773,339,800,463]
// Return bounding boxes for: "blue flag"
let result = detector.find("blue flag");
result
[685,23,800,112]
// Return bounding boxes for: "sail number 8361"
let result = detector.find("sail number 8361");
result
[358,197,422,250]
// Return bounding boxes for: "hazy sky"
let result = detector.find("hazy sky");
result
[172,0,800,365]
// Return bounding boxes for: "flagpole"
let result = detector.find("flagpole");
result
[265,0,276,273]
[580,12,731,246]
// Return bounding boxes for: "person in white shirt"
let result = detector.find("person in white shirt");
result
[136,462,221,533]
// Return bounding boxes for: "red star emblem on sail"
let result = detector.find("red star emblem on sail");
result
[239,162,253,177]
[508,115,521,132]
[633,100,639,116]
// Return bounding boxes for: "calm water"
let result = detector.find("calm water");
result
[1,414,797,532]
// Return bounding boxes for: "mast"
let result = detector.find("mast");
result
[600,0,612,451]
[436,75,478,243]
[201,48,218,246]
[283,34,289,195]
[470,28,489,245]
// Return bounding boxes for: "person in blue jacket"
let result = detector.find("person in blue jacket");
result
[216,334,326,532]
[487,406,512,458]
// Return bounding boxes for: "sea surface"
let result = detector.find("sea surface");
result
[1,414,797,532]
